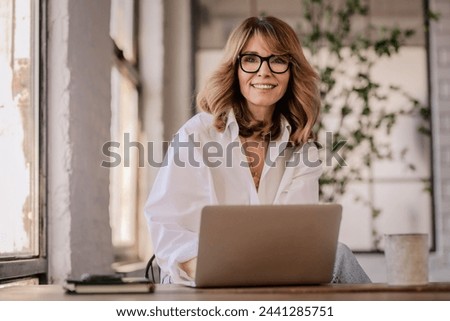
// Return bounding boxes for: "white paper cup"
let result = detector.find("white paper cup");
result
[384,233,429,286]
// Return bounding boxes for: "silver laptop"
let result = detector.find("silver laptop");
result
[194,204,342,288]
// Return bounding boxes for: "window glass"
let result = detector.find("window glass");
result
[109,0,141,262]
[0,0,39,258]
[110,0,136,63]
[109,66,139,257]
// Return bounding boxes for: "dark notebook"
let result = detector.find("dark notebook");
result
[64,274,155,294]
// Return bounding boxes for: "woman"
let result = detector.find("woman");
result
[145,16,370,285]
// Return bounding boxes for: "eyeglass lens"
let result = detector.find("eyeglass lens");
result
[240,54,290,73]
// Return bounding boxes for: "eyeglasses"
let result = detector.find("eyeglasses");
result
[238,54,291,74]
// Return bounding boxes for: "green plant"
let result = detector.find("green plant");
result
[297,0,432,249]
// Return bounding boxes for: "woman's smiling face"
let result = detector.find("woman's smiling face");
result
[238,34,290,120]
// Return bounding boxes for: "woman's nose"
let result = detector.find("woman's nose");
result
[257,60,271,76]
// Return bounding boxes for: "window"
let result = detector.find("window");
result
[0,0,46,282]
[109,0,142,263]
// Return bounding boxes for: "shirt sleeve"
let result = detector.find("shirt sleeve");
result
[144,128,211,285]
[277,142,323,204]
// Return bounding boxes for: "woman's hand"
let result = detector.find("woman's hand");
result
[179,257,197,279]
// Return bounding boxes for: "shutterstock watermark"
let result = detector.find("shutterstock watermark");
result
[101,132,347,169]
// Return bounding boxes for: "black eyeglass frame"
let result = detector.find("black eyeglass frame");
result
[238,53,291,74]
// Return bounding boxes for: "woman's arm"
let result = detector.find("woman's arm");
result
[144,128,210,285]
[179,257,198,279]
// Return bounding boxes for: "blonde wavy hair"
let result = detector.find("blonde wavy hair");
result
[196,16,320,145]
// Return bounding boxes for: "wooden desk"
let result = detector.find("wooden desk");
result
[1,283,450,301]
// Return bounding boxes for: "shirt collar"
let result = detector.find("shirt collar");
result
[224,109,240,141]
[279,115,291,145]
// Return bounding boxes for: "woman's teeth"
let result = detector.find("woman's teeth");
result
[252,84,276,89]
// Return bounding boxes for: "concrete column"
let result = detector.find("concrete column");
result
[429,0,450,277]
[47,0,114,283]
[162,0,194,141]
[139,0,165,261]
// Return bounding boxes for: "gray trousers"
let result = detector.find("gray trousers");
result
[162,242,371,284]
[332,243,371,283]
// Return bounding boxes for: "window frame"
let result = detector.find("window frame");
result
[0,0,47,284]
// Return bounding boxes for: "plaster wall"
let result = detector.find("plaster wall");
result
[47,0,114,283]
[138,0,165,261]
[162,0,194,141]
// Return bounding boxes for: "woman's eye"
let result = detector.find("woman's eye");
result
[272,57,289,64]
[243,55,258,63]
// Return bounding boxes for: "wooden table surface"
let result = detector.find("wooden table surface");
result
[1,283,450,301]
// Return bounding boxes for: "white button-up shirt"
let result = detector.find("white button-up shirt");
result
[144,110,323,285]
